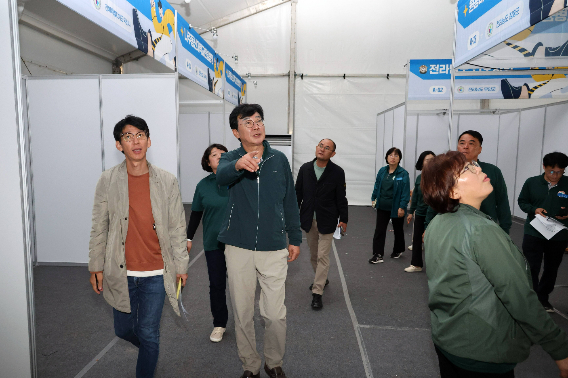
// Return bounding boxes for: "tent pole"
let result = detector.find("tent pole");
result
[449,7,458,151]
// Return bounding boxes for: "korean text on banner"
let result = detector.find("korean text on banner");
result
[408,59,452,101]
[453,0,568,67]
[57,0,177,70]
[177,15,220,97]
[224,64,246,106]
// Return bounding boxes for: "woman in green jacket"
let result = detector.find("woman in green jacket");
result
[405,150,435,273]
[422,151,568,378]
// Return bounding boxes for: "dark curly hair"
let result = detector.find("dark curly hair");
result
[201,144,228,172]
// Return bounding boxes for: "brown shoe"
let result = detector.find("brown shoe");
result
[240,370,260,378]
[264,364,286,378]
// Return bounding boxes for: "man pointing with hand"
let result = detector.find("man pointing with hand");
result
[216,104,301,378]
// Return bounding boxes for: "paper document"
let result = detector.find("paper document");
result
[530,214,567,240]
[333,219,342,240]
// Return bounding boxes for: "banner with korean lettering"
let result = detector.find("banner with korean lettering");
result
[408,59,452,100]
[454,72,568,99]
[177,16,220,96]
[455,0,568,67]
[224,64,246,105]
[57,0,177,70]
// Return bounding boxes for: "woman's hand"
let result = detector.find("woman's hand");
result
[398,208,405,218]
[407,213,413,224]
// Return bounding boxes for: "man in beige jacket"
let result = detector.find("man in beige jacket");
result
[88,115,188,378]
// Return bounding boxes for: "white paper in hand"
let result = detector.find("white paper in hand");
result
[530,214,567,240]
[333,218,342,240]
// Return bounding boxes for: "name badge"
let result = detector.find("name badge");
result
[558,191,568,199]
[396,177,403,181]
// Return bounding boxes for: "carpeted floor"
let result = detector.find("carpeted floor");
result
[33,205,568,377]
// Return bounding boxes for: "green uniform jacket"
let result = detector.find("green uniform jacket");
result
[518,174,568,241]
[216,140,302,251]
[425,161,512,233]
[425,204,568,364]
[191,173,228,251]
[409,174,429,217]
[371,165,411,218]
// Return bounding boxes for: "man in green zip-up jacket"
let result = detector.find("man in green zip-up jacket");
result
[216,104,301,378]
[518,152,568,313]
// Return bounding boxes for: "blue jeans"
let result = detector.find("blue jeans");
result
[113,275,166,378]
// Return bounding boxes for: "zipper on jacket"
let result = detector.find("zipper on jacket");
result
[254,155,274,250]
[227,203,234,230]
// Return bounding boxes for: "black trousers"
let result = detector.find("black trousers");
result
[205,249,229,328]
[372,209,405,257]
[522,234,568,304]
[435,346,515,378]
[411,214,426,267]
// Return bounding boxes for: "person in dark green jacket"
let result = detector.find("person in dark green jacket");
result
[518,151,568,313]
[369,147,410,264]
[425,130,512,233]
[404,150,435,273]
[422,151,568,378]
[216,104,301,378]
[186,144,229,343]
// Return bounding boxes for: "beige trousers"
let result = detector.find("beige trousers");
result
[225,245,288,374]
[306,219,334,295]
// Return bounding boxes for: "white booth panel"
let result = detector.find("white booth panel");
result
[210,113,226,146]
[514,107,546,217]
[405,114,418,184]
[179,113,210,203]
[543,102,568,156]
[101,75,178,177]
[416,114,449,158]
[27,78,102,264]
[384,110,394,153]
[457,114,499,166]
[376,114,385,174]
[246,77,289,135]
[497,112,520,213]
[225,108,241,152]
[392,105,405,153]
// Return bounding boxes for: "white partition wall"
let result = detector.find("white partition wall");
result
[179,113,210,204]
[497,112,520,213]
[544,103,568,157]
[405,114,418,184]
[27,77,102,264]
[101,74,178,177]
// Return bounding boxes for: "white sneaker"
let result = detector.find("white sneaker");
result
[408,245,413,251]
[404,265,423,273]
[210,327,226,342]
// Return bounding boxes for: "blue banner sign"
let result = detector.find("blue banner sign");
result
[58,0,177,70]
[225,64,246,106]
[408,59,453,100]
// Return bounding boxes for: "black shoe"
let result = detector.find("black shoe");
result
[309,279,329,291]
[390,252,403,259]
[542,301,555,313]
[311,293,323,310]
[240,370,260,378]
[265,364,287,378]
[369,254,383,264]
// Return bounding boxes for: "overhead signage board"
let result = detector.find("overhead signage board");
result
[408,59,452,101]
[225,64,246,106]
[57,0,177,70]
[455,0,568,67]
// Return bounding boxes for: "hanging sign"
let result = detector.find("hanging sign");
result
[57,0,177,70]
[225,64,246,105]
[408,59,452,100]
[455,0,568,67]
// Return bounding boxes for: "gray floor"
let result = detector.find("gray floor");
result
[34,205,568,377]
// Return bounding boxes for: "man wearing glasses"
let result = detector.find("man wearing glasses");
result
[217,104,301,378]
[426,130,512,234]
[88,115,188,378]
[518,152,568,313]
[295,139,348,310]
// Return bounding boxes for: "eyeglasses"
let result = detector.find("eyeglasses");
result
[388,153,400,158]
[547,169,565,176]
[317,143,334,152]
[241,118,264,129]
[460,160,481,175]
[121,132,148,143]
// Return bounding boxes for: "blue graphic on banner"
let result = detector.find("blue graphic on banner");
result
[408,59,452,101]
[458,0,504,28]
[225,64,246,106]
[57,0,177,70]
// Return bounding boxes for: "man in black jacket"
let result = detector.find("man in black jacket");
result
[295,139,348,310]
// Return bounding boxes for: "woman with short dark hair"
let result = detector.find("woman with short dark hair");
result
[369,147,410,264]
[186,144,230,343]
[404,150,435,273]
[422,151,568,378]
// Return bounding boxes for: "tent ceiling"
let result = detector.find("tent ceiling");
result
[168,0,268,29]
